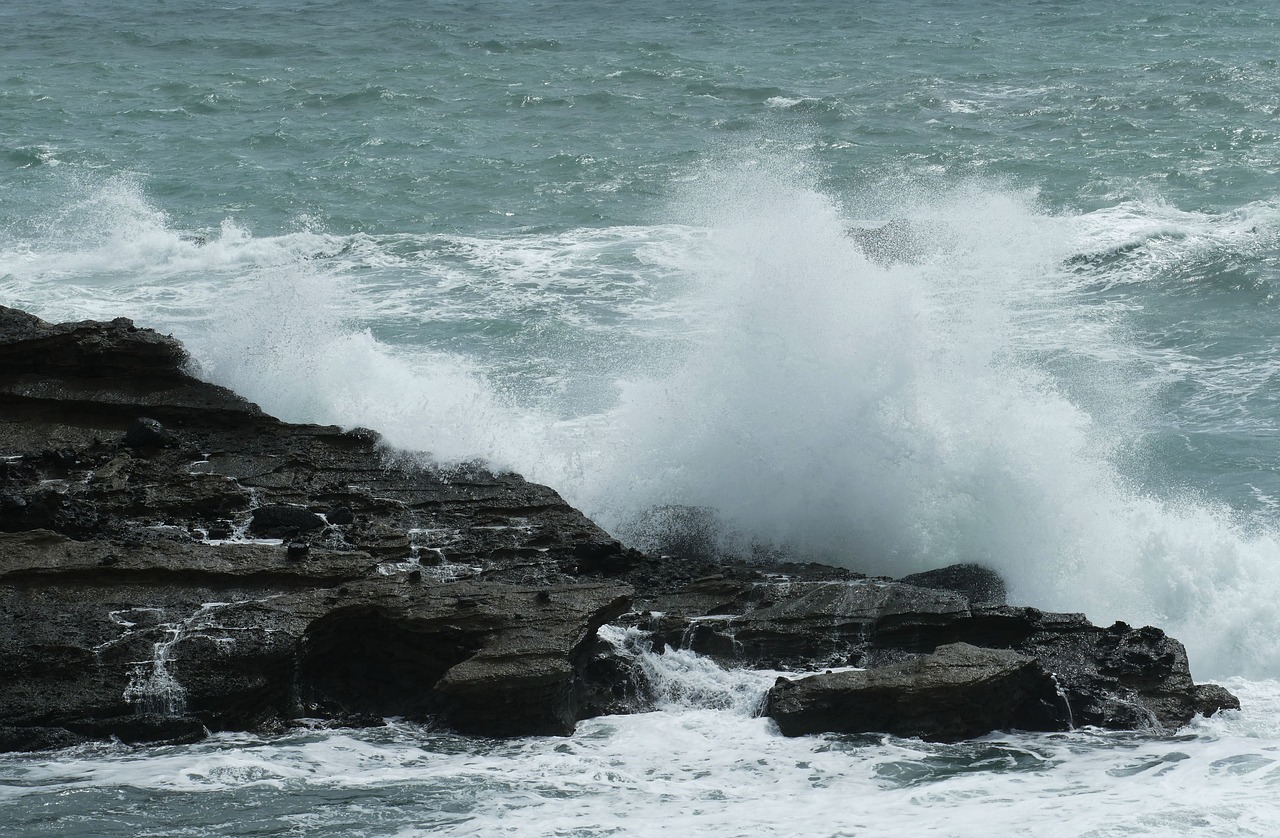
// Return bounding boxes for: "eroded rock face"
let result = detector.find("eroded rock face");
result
[0,306,1240,749]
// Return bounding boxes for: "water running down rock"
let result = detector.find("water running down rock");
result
[0,306,1236,751]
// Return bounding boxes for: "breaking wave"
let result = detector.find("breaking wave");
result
[5,166,1280,678]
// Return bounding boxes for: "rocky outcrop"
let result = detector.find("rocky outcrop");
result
[899,563,1006,606]
[622,573,1236,733]
[0,306,1239,749]
[0,305,628,748]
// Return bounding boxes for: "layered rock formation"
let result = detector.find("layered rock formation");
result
[0,306,1238,751]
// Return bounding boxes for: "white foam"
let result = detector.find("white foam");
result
[598,624,777,715]
[3,680,1277,837]
[766,95,818,109]
[547,166,1280,680]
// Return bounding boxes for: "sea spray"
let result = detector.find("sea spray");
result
[562,168,1280,680]
[4,1,1280,832]
[9,170,1280,679]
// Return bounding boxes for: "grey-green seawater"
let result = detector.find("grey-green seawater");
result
[4,1,1280,835]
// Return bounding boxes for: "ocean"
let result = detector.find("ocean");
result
[3,0,1280,833]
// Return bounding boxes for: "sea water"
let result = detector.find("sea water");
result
[4,0,1280,833]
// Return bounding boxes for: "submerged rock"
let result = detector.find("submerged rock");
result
[0,305,1238,749]
[847,218,944,266]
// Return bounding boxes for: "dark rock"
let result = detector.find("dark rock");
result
[0,529,632,742]
[1192,683,1241,717]
[65,714,208,746]
[899,563,1007,606]
[766,642,1072,741]
[0,306,631,745]
[325,506,355,525]
[847,218,941,266]
[636,577,970,669]
[574,540,631,574]
[293,583,630,736]
[575,639,645,718]
[0,307,190,385]
[251,505,326,535]
[286,542,310,561]
[0,725,87,753]
[123,417,170,449]
[1,494,27,513]
[629,577,1234,732]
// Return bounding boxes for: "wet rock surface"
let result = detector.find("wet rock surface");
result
[0,306,1238,749]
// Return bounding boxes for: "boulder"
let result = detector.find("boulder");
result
[250,504,327,535]
[122,417,171,450]
[766,642,1072,741]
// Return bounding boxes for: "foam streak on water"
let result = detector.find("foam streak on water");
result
[0,665,1276,837]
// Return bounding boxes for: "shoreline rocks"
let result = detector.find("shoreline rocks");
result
[0,305,1238,750]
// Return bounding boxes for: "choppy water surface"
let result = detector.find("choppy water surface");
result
[4,0,1280,834]
[2,660,1278,837]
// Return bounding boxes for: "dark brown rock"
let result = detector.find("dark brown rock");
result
[766,642,1071,741]
[624,574,1235,732]
[1192,683,1241,717]
[251,505,326,535]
